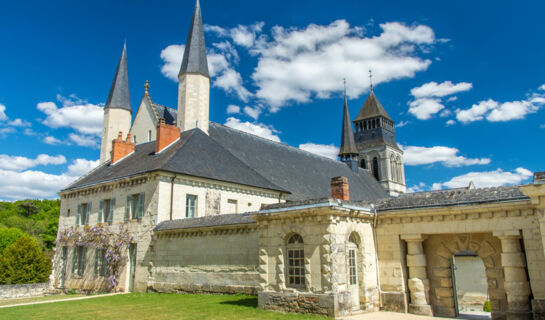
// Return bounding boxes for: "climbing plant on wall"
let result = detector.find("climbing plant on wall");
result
[58,223,133,290]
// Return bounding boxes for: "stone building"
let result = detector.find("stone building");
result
[51,1,545,319]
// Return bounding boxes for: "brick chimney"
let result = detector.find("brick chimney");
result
[156,118,180,153]
[111,132,134,164]
[331,176,350,201]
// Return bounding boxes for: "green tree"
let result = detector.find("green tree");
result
[0,227,26,254]
[0,236,51,284]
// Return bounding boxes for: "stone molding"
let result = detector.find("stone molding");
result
[153,224,257,239]
[60,175,152,199]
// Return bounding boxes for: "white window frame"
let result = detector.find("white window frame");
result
[186,194,197,218]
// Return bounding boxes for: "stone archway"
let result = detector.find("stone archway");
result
[424,233,507,319]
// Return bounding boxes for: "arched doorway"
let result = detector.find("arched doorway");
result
[348,233,359,310]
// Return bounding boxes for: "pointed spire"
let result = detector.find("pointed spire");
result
[179,0,209,78]
[354,90,392,122]
[339,80,358,157]
[105,42,131,112]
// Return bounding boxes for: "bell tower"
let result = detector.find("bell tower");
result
[100,43,132,164]
[352,84,406,196]
[177,0,210,134]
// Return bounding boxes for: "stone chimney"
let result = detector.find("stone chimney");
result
[534,171,545,184]
[111,132,134,164]
[156,118,180,153]
[331,176,350,201]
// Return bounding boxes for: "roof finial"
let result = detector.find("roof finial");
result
[369,69,373,92]
[144,80,150,95]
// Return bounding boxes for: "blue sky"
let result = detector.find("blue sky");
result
[0,0,543,200]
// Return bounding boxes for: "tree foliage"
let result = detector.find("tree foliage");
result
[0,227,26,254]
[0,235,52,284]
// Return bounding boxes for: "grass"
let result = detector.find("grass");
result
[0,294,84,306]
[0,293,325,320]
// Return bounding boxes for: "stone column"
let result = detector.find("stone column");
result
[494,230,532,320]
[401,234,433,316]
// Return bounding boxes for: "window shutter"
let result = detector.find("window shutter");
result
[80,247,87,276]
[85,203,91,225]
[108,198,115,223]
[72,247,77,274]
[98,200,104,223]
[76,204,82,226]
[137,193,145,218]
[125,195,131,221]
[94,249,99,276]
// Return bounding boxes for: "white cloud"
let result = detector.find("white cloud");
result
[539,84,545,91]
[540,124,545,129]
[37,97,103,135]
[69,133,99,148]
[251,20,434,108]
[298,143,339,160]
[0,104,7,121]
[44,136,62,145]
[243,106,262,120]
[160,44,184,81]
[395,120,409,128]
[402,145,490,167]
[439,109,451,117]
[206,22,265,48]
[214,69,252,101]
[456,99,497,123]
[0,158,99,200]
[7,119,31,127]
[446,96,458,102]
[226,105,241,114]
[486,100,539,122]
[66,158,99,176]
[0,154,66,171]
[446,119,456,126]
[408,98,444,120]
[407,182,426,193]
[224,117,281,142]
[411,81,472,98]
[433,167,532,189]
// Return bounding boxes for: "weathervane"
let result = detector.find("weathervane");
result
[369,69,373,91]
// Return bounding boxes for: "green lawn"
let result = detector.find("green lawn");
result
[0,293,325,320]
[0,294,84,306]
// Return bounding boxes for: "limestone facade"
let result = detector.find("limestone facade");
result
[177,73,210,134]
[99,107,131,164]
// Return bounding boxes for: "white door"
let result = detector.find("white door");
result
[348,244,360,310]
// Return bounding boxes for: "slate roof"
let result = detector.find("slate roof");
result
[105,43,131,112]
[64,128,287,193]
[179,0,209,78]
[357,185,529,211]
[154,213,255,231]
[339,94,358,156]
[354,90,391,122]
[208,123,388,201]
[64,121,388,202]
[152,103,177,125]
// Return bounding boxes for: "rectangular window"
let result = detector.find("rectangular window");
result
[100,198,116,223]
[287,249,305,287]
[72,246,87,276]
[76,203,91,226]
[186,195,197,218]
[125,193,145,221]
[349,249,357,285]
[148,130,152,142]
[227,199,238,214]
[67,209,71,217]
[94,249,109,277]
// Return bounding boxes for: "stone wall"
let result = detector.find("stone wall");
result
[148,224,260,294]
[258,291,351,317]
[0,283,49,299]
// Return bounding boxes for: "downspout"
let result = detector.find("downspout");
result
[169,176,175,220]
[372,205,383,309]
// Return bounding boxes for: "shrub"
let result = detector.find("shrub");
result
[0,235,51,285]
[483,300,491,312]
[0,227,25,254]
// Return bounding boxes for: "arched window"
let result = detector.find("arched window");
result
[360,159,367,169]
[372,157,380,181]
[286,234,305,287]
[390,156,396,182]
[396,156,403,183]
[348,233,358,286]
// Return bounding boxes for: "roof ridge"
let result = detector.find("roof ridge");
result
[210,122,344,165]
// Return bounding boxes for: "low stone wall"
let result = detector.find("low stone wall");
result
[0,283,50,299]
[258,291,353,317]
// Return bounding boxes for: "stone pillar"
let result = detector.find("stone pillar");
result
[494,230,532,320]
[401,234,433,316]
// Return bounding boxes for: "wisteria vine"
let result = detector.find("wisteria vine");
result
[58,223,133,289]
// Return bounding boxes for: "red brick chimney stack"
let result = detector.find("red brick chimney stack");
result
[156,118,181,153]
[111,132,135,164]
[331,176,350,201]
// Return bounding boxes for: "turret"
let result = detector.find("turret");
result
[338,82,359,173]
[177,0,210,134]
[100,43,132,164]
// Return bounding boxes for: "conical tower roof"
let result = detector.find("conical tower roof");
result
[339,93,358,156]
[354,90,391,122]
[179,0,209,78]
[105,43,131,112]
